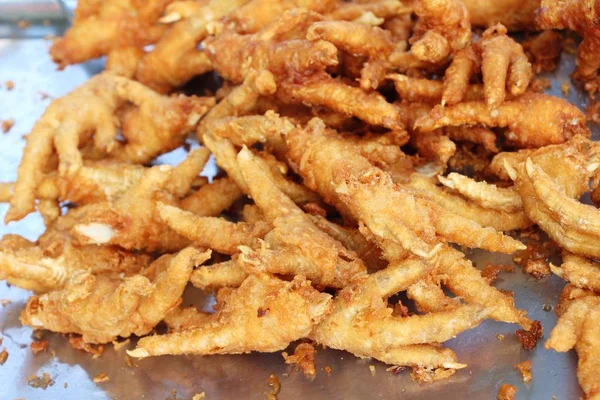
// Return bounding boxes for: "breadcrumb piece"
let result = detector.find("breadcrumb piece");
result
[516,320,543,350]
[523,259,551,279]
[265,374,281,400]
[561,81,571,97]
[69,336,105,358]
[324,365,332,375]
[497,383,518,400]
[369,365,376,376]
[27,372,55,389]
[282,343,316,376]
[0,348,8,365]
[4,80,14,90]
[30,340,49,355]
[514,360,532,383]
[192,393,206,400]
[386,365,407,375]
[482,264,514,284]
[410,366,456,383]
[93,373,110,383]
[1,118,14,134]
[496,334,505,341]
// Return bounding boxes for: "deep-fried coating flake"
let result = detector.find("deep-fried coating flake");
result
[415,93,590,148]
[50,0,172,68]
[327,0,411,22]
[127,274,332,357]
[546,288,600,400]
[310,257,486,368]
[21,248,211,343]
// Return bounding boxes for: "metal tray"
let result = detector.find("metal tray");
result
[0,32,594,400]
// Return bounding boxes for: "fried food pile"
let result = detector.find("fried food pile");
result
[2,0,600,396]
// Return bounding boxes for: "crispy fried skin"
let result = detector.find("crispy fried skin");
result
[438,173,522,212]
[191,259,249,292]
[128,274,332,357]
[50,0,172,68]
[105,46,146,78]
[21,248,210,343]
[546,288,600,399]
[415,93,590,148]
[310,257,482,368]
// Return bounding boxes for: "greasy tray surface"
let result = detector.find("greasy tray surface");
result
[0,39,592,400]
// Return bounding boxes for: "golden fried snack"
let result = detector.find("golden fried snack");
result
[522,30,564,73]
[21,248,210,343]
[414,93,590,148]
[438,173,523,213]
[50,0,172,68]
[551,253,600,292]
[333,166,525,256]
[235,147,367,288]
[163,306,213,332]
[179,177,243,217]
[6,73,213,223]
[310,257,485,369]
[405,174,530,231]
[326,0,411,22]
[546,287,600,400]
[511,158,600,258]
[460,0,539,30]
[157,202,271,255]
[190,259,249,292]
[536,0,600,84]
[105,46,146,78]
[127,274,332,357]
[135,0,246,92]
[0,233,151,293]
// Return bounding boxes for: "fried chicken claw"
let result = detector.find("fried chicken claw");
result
[513,158,600,258]
[50,0,173,68]
[127,274,332,357]
[310,257,486,369]
[461,0,539,30]
[21,248,211,343]
[415,93,590,148]
[551,253,600,292]
[546,289,600,400]
[441,24,532,107]
[536,0,600,85]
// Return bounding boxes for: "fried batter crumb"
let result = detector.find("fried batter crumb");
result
[496,334,505,341]
[482,264,514,284]
[516,320,543,350]
[27,372,55,389]
[324,365,332,375]
[5,80,14,90]
[192,393,206,400]
[112,338,130,351]
[410,366,456,383]
[265,374,281,400]
[497,383,518,400]
[523,259,551,279]
[30,340,49,355]
[386,365,407,375]
[1,299,12,306]
[69,336,105,358]
[515,360,532,383]
[257,307,270,317]
[392,300,410,317]
[93,373,110,383]
[369,365,376,376]
[0,348,8,365]
[282,343,316,377]
[561,81,571,97]
[1,118,14,134]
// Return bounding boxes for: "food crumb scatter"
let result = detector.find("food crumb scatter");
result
[0,348,8,365]
[27,372,54,389]
[30,340,49,355]
[282,343,316,376]
[515,360,532,383]
[1,118,14,134]
[192,393,206,400]
[4,80,14,90]
[497,383,518,400]
[516,320,543,350]
[93,373,110,383]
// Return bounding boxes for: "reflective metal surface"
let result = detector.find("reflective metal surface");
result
[0,38,591,400]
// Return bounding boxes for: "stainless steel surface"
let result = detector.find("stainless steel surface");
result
[0,38,591,399]
[0,0,69,38]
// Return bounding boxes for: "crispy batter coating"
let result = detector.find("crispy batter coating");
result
[327,0,411,22]
[105,46,146,78]
[191,259,249,292]
[522,30,564,73]
[415,93,590,148]
[546,289,600,400]
[310,257,484,368]
[551,253,600,292]
[21,248,211,343]
[179,177,243,217]
[128,274,332,357]
[163,306,213,332]
[461,0,539,30]
[0,233,150,293]
[536,0,600,84]
[50,0,172,68]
